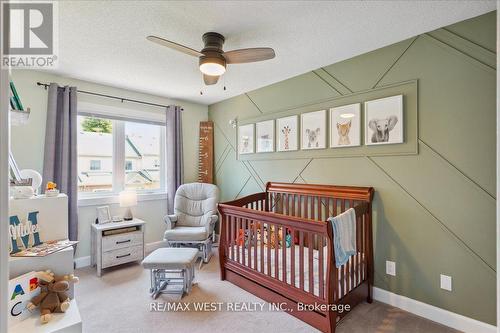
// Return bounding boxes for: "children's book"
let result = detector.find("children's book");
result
[8,271,40,327]
[10,239,78,257]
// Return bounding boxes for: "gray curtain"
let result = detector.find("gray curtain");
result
[166,105,183,214]
[42,83,78,241]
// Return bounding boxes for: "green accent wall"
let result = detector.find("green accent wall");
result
[208,12,497,324]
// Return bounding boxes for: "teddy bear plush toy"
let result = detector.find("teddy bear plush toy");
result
[27,270,79,324]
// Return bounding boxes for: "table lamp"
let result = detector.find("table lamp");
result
[119,190,137,221]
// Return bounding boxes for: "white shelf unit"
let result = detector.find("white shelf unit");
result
[8,194,82,332]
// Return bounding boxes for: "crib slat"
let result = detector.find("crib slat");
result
[260,222,264,273]
[317,196,322,221]
[299,231,304,290]
[304,196,309,219]
[253,221,258,270]
[225,214,229,259]
[248,219,252,268]
[291,230,295,287]
[267,224,271,276]
[340,259,345,298]
[282,226,287,283]
[355,214,359,287]
[242,219,246,266]
[297,194,302,217]
[318,234,324,298]
[248,219,252,267]
[308,233,314,294]
[232,216,236,261]
[363,213,367,281]
[274,224,279,280]
[284,193,287,215]
[236,217,241,264]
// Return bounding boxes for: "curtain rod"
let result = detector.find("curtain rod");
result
[36,82,183,110]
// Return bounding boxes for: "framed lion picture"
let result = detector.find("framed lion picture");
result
[301,110,326,150]
[330,103,361,148]
[365,95,403,145]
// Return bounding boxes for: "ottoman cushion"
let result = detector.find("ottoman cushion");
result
[142,248,198,270]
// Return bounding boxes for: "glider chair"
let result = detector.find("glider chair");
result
[163,183,219,267]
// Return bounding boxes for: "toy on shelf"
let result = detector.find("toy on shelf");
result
[26,270,79,324]
[45,182,60,197]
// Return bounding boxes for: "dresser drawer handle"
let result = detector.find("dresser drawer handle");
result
[116,239,131,244]
[116,253,131,259]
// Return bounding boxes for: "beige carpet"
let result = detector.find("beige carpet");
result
[75,252,461,333]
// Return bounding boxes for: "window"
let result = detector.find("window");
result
[77,116,113,193]
[77,114,165,196]
[90,160,101,171]
[125,122,162,191]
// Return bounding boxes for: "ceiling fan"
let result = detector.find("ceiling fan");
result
[146,32,275,85]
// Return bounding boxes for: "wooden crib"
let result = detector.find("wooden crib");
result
[218,182,374,333]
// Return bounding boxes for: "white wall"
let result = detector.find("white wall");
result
[10,70,208,261]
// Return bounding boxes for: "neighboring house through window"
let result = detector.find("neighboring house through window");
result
[90,160,101,171]
[77,113,166,196]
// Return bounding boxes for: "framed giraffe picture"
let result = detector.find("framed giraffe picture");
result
[277,115,298,152]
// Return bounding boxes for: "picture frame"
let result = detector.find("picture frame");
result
[277,115,298,152]
[329,103,361,148]
[256,120,274,153]
[96,206,112,224]
[301,110,326,150]
[238,124,255,154]
[365,95,404,145]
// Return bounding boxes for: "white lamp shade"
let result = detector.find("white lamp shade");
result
[119,190,137,208]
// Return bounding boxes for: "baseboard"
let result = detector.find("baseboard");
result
[74,256,91,269]
[373,287,496,333]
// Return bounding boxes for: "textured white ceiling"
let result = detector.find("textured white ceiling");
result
[49,1,495,105]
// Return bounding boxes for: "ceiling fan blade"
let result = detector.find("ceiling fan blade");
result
[223,48,275,64]
[146,35,203,57]
[203,74,219,85]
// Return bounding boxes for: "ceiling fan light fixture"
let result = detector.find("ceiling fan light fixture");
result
[199,56,226,76]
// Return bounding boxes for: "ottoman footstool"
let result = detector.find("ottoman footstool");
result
[142,248,198,299]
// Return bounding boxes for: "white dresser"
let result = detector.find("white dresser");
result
[91,219,146,277]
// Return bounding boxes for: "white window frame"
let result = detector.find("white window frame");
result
[77,103,167,206]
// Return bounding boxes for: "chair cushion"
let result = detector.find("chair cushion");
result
[142,248,198,270]
[164,226,209,241]
[174,183,219,227]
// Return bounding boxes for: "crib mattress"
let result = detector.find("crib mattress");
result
[228,244,365,298]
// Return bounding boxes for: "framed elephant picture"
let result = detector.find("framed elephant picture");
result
[301,110,326,150]
[277,115,298,151]
[365,95,403,145]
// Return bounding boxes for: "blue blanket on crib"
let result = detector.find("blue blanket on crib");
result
[328,208,357,268]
